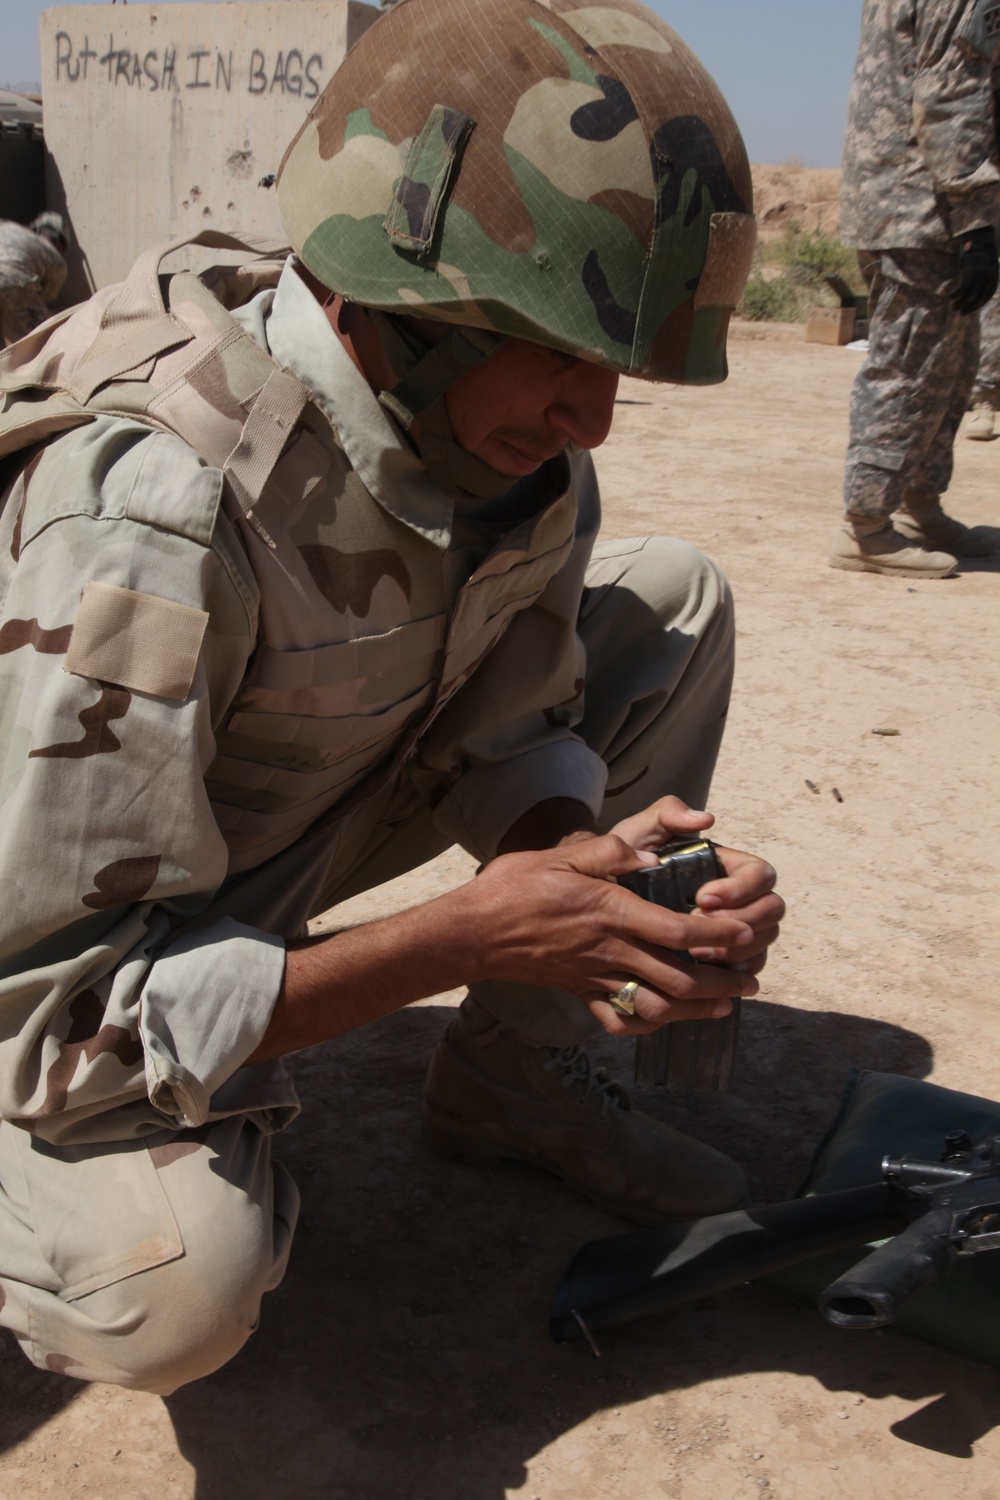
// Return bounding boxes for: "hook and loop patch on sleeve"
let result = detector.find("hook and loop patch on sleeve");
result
[65,582,209,701]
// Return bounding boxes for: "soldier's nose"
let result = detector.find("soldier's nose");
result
[547,363,620,451]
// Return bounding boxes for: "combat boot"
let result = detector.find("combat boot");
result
[422,995,748,1224]
[965,401,995,441]
[828,516,956,577]
[894,490,994,558]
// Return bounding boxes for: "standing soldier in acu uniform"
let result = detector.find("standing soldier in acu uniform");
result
[832,0,1000,577]
[0,0,782,1393]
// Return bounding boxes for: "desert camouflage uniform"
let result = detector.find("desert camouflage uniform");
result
[840,0,1000,518]
[0,252,734,1391]
[0,0,754,1390]
[0,219,67,347]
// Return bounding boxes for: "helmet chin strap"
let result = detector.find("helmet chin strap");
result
[369,311,517,500]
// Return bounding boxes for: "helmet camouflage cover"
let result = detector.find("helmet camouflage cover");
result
[277,0,755,384]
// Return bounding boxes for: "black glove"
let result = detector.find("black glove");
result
[951,225,999,316]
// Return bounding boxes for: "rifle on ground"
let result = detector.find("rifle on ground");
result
[550,1131,1000,1350]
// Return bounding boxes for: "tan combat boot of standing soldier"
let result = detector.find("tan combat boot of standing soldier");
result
[894,487,994,557]
[828,515,957,577]
[966,399,995,439]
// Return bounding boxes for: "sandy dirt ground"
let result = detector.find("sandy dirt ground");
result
[2,320,1000,1500]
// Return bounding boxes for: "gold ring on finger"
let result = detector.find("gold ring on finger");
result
[608,978,639,1016]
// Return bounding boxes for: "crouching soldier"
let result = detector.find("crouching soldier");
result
[0,0,781,1393]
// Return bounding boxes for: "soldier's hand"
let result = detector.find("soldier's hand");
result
[602,792,783,1029]
[607,795,783,970]
[951,226,999,316]
[606,792,715,851]
[685,841,784,972]
[469,833,761,1032]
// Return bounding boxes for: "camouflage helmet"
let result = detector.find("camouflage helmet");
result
[277,0,756,385]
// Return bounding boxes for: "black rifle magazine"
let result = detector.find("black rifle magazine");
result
[618,839,741,1092]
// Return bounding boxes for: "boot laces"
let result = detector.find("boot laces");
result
[543,1045,629,1119]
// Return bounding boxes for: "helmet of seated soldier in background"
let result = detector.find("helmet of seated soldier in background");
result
[29,212,69,257]
[276,0,756,493]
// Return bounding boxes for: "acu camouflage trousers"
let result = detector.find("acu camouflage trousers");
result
[843,247,980,518]
[0,535,734,1394]
[972,291,1000,407]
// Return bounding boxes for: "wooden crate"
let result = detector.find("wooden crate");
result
[806,306,857,346]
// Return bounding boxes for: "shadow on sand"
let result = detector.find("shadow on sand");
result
[3,999,998,1493]
[955,526,1000,572]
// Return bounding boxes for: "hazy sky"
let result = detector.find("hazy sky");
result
[5,0,863,168]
